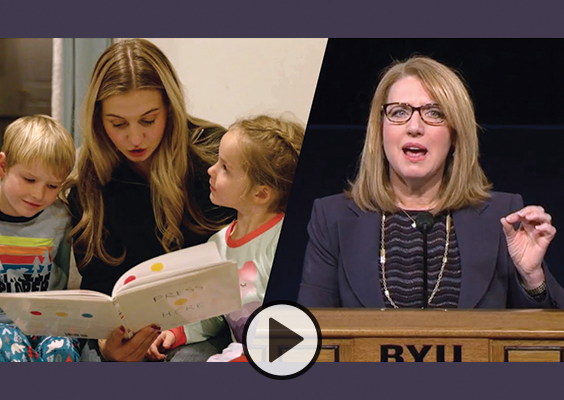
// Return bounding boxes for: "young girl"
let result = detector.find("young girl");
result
[147,115,304,361]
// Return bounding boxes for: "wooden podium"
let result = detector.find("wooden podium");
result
[311,309,564,362]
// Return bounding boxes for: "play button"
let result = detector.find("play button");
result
[269,318,304,362]
[242,301,321,380]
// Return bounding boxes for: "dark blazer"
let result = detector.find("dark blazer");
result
[298,192,564,309]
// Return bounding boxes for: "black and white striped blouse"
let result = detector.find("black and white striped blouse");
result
[378,211,462,308]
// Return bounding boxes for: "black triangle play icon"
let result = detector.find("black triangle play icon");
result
[268,318,304,362]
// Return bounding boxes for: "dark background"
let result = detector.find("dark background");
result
[266,38,564,303]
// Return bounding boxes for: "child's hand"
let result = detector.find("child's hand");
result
[146,330,176,361]
[99,325,161,362]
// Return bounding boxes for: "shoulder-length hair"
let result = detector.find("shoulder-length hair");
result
[64,38,224,268]
[348,56,491,213]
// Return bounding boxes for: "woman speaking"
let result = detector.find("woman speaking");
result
[298,56,564,309]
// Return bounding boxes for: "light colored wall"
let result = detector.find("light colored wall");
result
[144,38,326,128]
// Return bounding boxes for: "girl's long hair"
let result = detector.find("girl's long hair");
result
[231,115,304,213]
[64,39,224,268]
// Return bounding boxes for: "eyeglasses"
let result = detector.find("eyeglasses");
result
[382,103,446,126]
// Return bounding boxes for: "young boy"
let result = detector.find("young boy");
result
[0,115,78,362]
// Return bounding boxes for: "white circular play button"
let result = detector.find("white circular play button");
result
[242,301,321,379]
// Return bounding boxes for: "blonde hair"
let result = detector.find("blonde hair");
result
[231,115,304,213]
[349,56,491,213]
[2,115,75,180]
[64,39,225,268]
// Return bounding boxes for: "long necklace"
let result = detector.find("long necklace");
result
[379,211,452,308]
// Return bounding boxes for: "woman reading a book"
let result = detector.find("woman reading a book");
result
[298,56,564,310]
[65,39,233,361]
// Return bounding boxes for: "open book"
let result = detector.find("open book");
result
[0,242,241,339]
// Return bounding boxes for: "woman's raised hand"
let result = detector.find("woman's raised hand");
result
[501,205,555,288]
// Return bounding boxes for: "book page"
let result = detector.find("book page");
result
[0,291,120,339]
[114,262,242,333]
[112,242,222,296]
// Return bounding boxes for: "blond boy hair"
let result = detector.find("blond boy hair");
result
[2,115,75,180]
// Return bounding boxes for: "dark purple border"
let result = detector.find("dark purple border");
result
[3,362,564,398]
[3,0,564,37]
[4,0,564,398]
